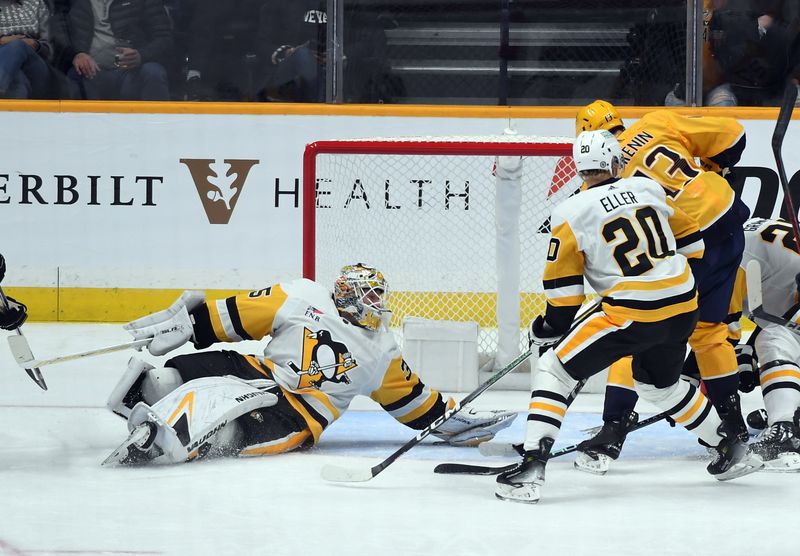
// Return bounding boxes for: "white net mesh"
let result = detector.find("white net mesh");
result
[308,135,581,368]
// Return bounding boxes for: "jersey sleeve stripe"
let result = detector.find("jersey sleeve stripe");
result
[392,392,445,430]
[226,297,253,341]
[380,380,425,412]
[676,230,702,249]
[543,275,584,289]
[215,298,244,342]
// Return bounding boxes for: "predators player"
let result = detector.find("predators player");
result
[102,263,516,465]
[495,130,762,504]
[572,100,749,474]
[731,217,800,470]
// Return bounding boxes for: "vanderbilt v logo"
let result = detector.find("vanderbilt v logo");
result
[180,159,259,224]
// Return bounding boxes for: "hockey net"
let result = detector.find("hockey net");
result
[302,135,580,371]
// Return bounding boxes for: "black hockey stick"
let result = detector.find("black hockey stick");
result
[320,348,533,483]
[772,82,800,247]
[0,285,47,390]
[745,259,800,335]
[433,410,669,476]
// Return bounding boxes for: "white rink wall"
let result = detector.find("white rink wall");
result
[0,108,796,295]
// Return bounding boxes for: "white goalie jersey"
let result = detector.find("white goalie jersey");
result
[193,278,450,444]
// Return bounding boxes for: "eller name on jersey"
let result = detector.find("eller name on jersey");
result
[545,175,704,323]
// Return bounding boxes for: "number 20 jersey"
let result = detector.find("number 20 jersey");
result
[545,175,705,323]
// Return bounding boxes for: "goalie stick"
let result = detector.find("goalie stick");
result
[8,336,151,369]
[772,82,800,247]
[320,348,534,483]
[433,410,669,475]
[745,259,800,335]
[0,285,47,390]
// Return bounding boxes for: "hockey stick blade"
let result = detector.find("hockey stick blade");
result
[436,411,669,476]
[6,334,47,390]
[434,462,516,475]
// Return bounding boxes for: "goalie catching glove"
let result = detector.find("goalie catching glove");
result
[527,315,563,356]
[124,291,206,356]
[432,406,517,447]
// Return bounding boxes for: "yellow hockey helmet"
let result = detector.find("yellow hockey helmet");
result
[334,263,390,330]
[575,100,624,135]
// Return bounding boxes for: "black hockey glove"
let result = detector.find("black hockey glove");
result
[0,253,5,282]
[735,343,759,393]
[527,315,563,356]
[0,296,27,330]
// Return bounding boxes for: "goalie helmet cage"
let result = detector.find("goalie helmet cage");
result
[302,135,579,372]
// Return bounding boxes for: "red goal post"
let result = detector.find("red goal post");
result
[302,135,579,371]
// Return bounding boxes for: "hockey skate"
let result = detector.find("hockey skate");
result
[750,420,800,472]
[706,422,764,480]
[495,438,553,504]
[102,421,161,466]
[716,393,748,443]
[574,410,638,475]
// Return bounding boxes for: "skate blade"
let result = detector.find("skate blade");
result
[573,453,611,476]
[762,452,800,473]
[714,454,765,481]
[101,425,152,466]
[495,483,541,504]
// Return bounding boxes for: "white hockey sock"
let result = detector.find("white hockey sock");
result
[524,350,578,451]
[636,379,723,446]
[760,361,800,424]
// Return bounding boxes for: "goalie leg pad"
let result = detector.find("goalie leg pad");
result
[104,376,279,465]
[141,366,184,403]
[107,357,156,419]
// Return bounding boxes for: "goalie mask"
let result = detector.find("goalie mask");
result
[573,130,625,178]
[575,99,624,135]
[334,263,390,330]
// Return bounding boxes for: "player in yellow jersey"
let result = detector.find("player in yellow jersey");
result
[102,263,516,465]
[571,100,750,474]
[494,131,761,504]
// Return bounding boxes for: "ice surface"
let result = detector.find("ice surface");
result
[0,324,795,556]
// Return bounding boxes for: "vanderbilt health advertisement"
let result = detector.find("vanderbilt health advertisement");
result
[0,109,796,320]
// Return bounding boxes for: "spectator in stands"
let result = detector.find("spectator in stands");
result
[52,0,173,100]
[0,0,54,98]
[669,0,793,106]
[665,0,737,106]
[183,0,265,101]
[256,0,326,102]
[256,0,393,103]
[709,0,793,106]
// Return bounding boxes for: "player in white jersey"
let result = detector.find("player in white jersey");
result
[494,130,762,504]
[731,218,800,470]
[103,264,516,465]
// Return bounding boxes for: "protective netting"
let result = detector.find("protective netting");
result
[307,136,582,366]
